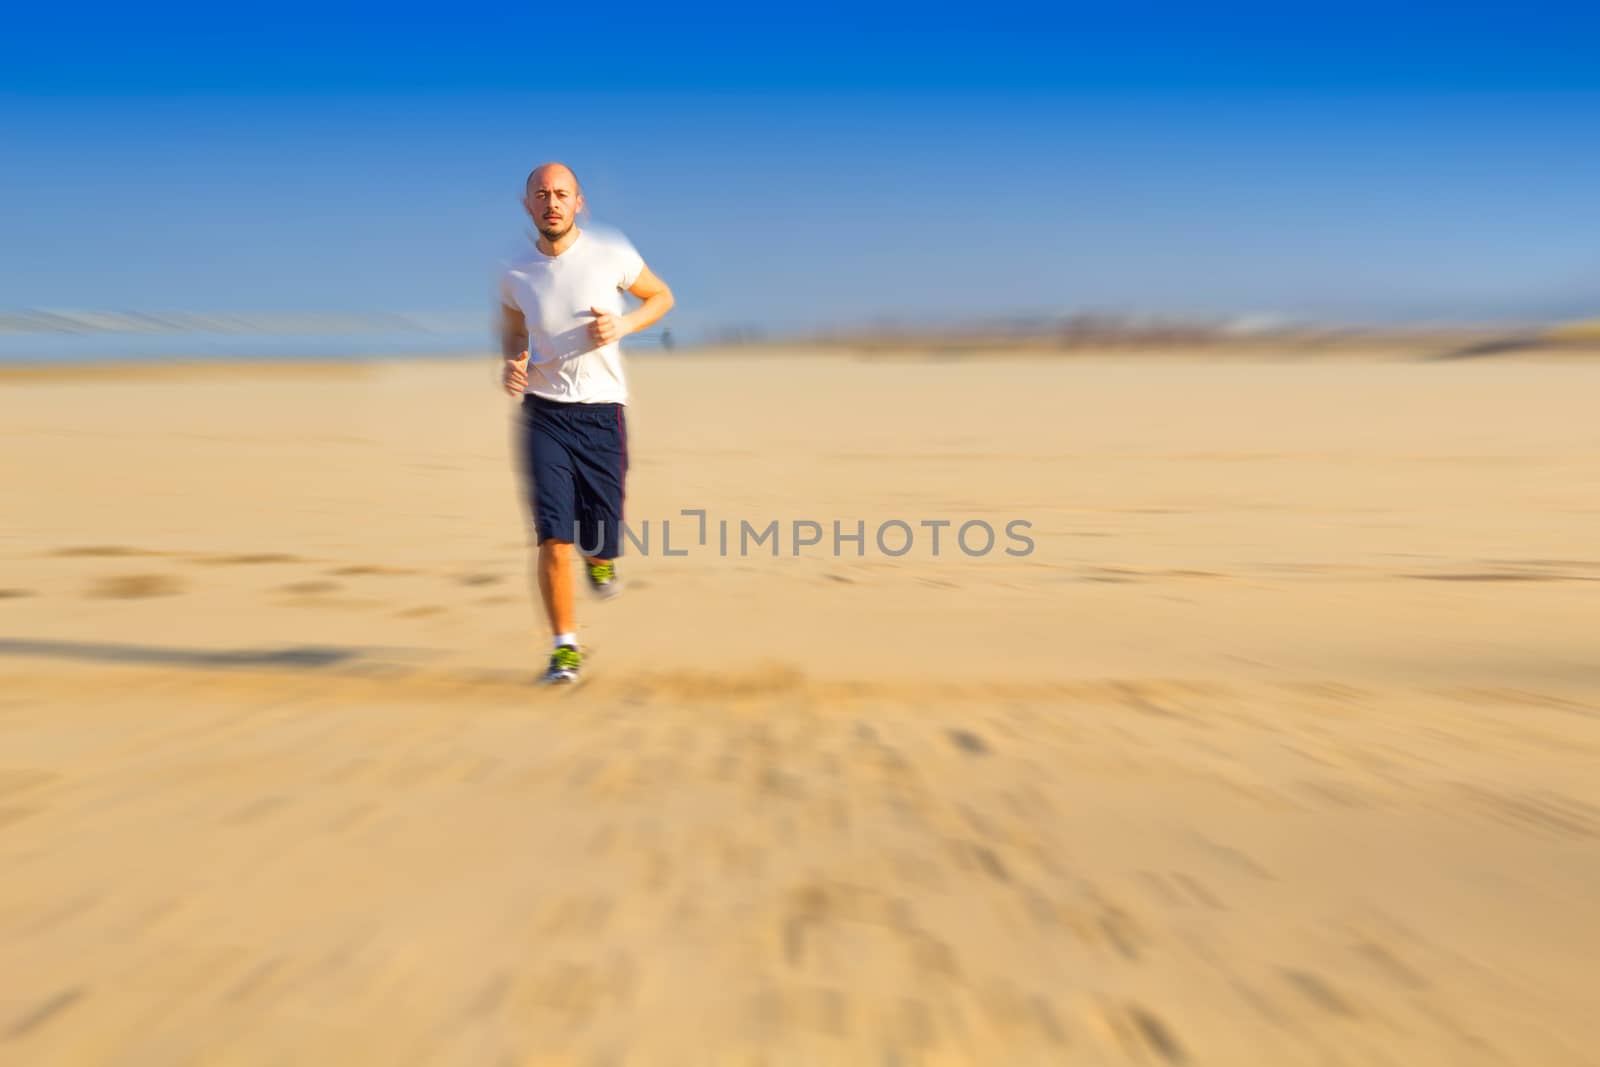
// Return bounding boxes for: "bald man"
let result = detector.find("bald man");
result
[499,163,675,684]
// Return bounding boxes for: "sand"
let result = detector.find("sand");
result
[2,351,1598,1065]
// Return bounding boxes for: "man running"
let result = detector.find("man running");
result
[499,162,674,684]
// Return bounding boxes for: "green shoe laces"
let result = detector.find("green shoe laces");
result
[588,561,615,583]
[551,645,581,670]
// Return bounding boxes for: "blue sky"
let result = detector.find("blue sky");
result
[3,4,1598,336]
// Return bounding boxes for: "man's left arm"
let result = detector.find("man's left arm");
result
[589,266,675,346]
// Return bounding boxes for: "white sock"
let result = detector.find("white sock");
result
[554,633,577,650]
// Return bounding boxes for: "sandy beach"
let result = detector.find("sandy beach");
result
[2,351,1598,1065]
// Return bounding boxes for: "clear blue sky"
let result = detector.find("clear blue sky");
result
[4,3,1598,335]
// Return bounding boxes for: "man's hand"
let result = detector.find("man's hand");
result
[589,306,629,347]
[503,351,528,397]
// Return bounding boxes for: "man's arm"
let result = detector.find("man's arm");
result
[499,302,529,396]
[588,266,675,346]
[500,301,528,361]
[623,266,675,335]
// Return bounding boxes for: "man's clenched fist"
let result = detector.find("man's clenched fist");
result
[589,306,628,347]
[503,351,528,397]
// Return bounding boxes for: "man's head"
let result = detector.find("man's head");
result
[524,163,584,242]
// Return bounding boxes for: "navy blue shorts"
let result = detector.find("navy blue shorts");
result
[519,394,629,559]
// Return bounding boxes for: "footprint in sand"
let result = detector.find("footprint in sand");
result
[1405,569,1582,583]
[327,565,419,577]
[87,574,184,599]
[279,580,342,596]
[51,545,162,559]
[947,729,991,756]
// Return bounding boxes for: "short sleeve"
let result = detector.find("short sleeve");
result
[617,242,645,290]
[497,270,518,308]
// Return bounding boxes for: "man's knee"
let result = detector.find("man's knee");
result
[539,537,575,559]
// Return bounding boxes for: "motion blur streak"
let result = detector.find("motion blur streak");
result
[4,353,1599,1063]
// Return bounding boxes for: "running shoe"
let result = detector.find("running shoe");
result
[541,643,582,685]
[586,560,621,599]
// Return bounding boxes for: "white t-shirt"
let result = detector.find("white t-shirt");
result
[499,228,645,404]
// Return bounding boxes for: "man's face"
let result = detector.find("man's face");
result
[524,168,583,241]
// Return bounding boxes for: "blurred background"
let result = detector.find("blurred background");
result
[5,6,1600,1066]
[3,3,1598,360]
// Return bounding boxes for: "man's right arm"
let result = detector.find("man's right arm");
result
[499,302,529,396]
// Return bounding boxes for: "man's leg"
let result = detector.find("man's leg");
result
[537,537,577,637]
[522,399,582,679]
[573,405,627,598]
[537,535,582,684]
[577,510,619,598]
